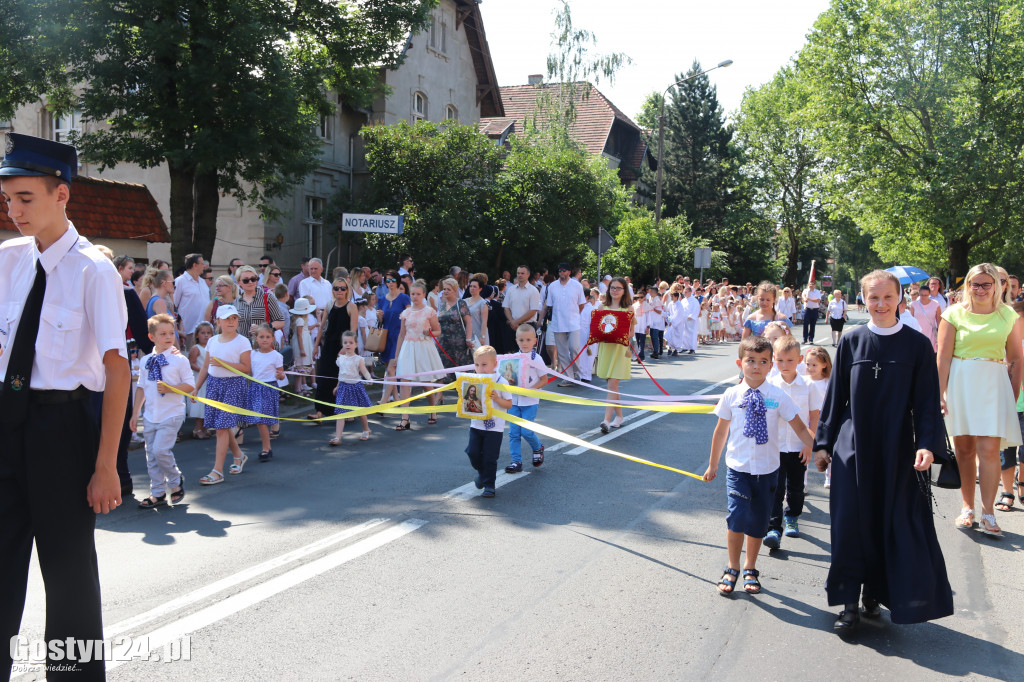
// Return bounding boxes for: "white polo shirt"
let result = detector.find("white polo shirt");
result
[713,379,800,475]
[137,349,193,423]
[803,288,822,310]
[298,275,332,311]
[0,223,128,392]
[502,281,541,323]
[768,373,823,452]
[173,271,210,334]
[545,278,586,333]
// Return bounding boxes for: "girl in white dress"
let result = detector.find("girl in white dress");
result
[290,297,315,395]
[394,280,446,430]
[188,322,214,439]
[330,331,374,446]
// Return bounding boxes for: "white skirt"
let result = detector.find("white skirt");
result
[944,358,1022,448]
[395,339,447,381]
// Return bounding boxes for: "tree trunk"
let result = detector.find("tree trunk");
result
[947,236,970,285]
[493,242,505,274]
[168,160,196,272]
[783,229,799,287]
[193,169,220,264]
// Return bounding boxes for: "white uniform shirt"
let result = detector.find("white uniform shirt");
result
[173,271,210,335]
[646,295,665,330]
[713,379,800,475]
[0,223,128,391]
[502,282,541,324]
[545,278,586,333]
[250,349,283,382]
[768,373,823,452]
[632,301,649,334]
[510,352,547,407]
[803,288,822,310]
[137,349,193,423]
[206,334,252,378]
[470,373,511,431]
[298,276,332,312]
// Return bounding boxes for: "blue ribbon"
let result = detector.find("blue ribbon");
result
[738,388,769,445]
[146,354,168,383]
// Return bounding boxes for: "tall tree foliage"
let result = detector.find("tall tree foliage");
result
[736,66,822,285]
[800,0,1024,278]
[659,61,740,238]
[0,0,434,266]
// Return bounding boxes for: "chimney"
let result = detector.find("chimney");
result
[528,74,543,86]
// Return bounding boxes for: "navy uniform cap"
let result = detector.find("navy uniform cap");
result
[0,133,78,184]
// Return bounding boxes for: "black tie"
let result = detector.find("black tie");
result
[1,260,47,426]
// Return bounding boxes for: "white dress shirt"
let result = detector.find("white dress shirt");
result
[646,295,665,330]
[138,349,193,422]
[173,271,210,335]
[713,379,800,475]
[0,223,128,391]
[803,288,822,309]
[502,282,541,323]
[768,373,823,452]
[298,275,333,311]
[545,278,586,333]
[777,296,796,320]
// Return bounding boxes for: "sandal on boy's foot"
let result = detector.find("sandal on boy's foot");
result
[199,470,224,485]
[834,605,860,632]
[139,494,167,509]
[360,431,370,441]
[228,453,248,475]
[954,508,975,529]
[328,437,341,447]
[861,597,881,619]
[170,476,185,504]
[505,461,523,474]
[258,449,273,463]
[481,487,496,498]
[995,492,1014,512]
[532,445,545,467]
[717,567,739,595]
[741,569,762,594]
[979,514,1003,538]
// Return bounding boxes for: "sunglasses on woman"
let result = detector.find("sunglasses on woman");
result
[385,277,397,283]
[269,271,281,277]
[239,277,258,284]
[333,286,347,291]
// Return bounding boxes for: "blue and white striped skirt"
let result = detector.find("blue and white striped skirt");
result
[244,381,280,425]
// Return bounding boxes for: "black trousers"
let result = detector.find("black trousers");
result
[1,397,106,680]
[649,328,664,356]
[634,332,646,361]
[802,310,819,342]
[466,429,503,488]
[769,451,807,533]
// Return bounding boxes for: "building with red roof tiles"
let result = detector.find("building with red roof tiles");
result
[479,80,655,189]
[0,175,169,259]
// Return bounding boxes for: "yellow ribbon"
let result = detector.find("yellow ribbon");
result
[497,411,705,481]
[502,384,716,413]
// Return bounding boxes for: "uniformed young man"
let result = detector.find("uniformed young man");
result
[0,133,130,680]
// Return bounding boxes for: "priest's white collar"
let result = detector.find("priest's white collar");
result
[867,320,903,336]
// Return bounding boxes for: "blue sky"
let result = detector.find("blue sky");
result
[482,0,831,121]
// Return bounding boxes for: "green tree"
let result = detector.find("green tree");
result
[359,120,503,283]
[658,60,740,238]
[800,0,1024,279]
[0,0,434,266]
[735,65,822,286]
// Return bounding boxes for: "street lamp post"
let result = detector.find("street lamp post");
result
[654,59,733,225]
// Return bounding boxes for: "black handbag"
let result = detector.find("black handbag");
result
[934,436,961,490]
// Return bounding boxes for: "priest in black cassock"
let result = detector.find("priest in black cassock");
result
[813,270,953,632]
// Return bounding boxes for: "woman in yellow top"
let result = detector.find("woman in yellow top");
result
[937,263,1023,537]
[595,277,635,433]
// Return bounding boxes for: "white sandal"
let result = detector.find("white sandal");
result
[954,507,974,529]
[229,453,248,475]
[979,514,1003,538]
[199,469,224,485]
[360,430,370,441]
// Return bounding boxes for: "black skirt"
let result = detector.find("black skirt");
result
[829,317,846,332]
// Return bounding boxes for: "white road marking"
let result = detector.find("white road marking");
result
[107,519,427,671]
[442,470,530,500]
[564,374,737,456]
[104,517,390,639]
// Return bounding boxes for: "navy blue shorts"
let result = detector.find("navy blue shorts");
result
[726,467,778,537]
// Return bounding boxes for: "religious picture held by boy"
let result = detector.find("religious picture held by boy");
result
[504,324,548,473]
[704,336,816,596]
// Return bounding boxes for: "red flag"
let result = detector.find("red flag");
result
[808,260,816,287]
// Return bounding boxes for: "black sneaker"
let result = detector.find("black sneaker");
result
[505,461,523,474]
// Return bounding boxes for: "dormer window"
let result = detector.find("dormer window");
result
[413,92,427,121]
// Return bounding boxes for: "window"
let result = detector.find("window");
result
[445,105,458,122]
[413,92,427,121]
[316,111,333,141]
[441,21,447,53]
[305,197,324,257]
[52,110,82,142]
[429,20,436,49]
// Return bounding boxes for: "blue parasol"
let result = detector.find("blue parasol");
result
[885,266,930,285]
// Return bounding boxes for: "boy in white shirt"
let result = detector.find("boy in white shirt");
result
[704,336,815,595]
[466,346,513,498]
[504,325,548,474]
[130,314,195,508]
[764,336,823,549]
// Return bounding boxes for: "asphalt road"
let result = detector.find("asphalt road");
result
[13,312,1024,681]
